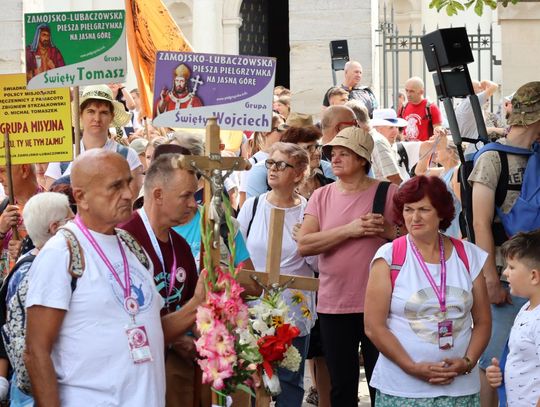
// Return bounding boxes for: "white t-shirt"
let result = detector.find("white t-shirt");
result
[237,193,316,336]
[369,235,488,398]
[505,301,540,406]
[26,222,165,407]
[45,138,142,180]
[455,91,489,159]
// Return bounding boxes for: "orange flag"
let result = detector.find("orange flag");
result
[125,0,193,120]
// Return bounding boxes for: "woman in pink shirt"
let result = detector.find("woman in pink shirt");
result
[298,126,401,407]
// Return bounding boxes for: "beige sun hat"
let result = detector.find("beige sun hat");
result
[322,126,374,163]
[277,112,314,131]
[79,84,132,128]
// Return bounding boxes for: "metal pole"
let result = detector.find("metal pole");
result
[395,26,400,111]
[4,131,19,240]
[477,25,482,83]
[422,25,426,89]
[489,24,494,113]
[73,86,81,157]
[382,3,388,108]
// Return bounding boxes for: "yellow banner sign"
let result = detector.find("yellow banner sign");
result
[0,73,72,164]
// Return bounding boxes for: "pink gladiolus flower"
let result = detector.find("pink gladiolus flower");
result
[198,357,234,390]
[196,305,215,335]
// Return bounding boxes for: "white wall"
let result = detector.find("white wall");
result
[289,0,375,117]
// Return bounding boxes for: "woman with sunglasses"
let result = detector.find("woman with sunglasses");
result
[297,127,401,407]
[238,142,316,407]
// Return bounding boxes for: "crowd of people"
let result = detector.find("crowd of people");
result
[0,61,538,407]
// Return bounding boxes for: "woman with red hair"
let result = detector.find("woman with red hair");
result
[365,175,491,406]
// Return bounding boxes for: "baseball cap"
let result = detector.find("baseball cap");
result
[277,112,314,131]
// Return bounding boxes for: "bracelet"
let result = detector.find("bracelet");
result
[463,356,473,375]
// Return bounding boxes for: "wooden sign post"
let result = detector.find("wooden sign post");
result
[175,118,319,407]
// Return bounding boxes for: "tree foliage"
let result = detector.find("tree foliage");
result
[429,0,520,16]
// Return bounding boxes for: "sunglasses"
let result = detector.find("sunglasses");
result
[335,120,360,129]
[302,144,323,153]
[265,159,295,171]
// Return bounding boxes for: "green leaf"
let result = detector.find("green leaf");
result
[453,1,465,10]
[474,0,484,16]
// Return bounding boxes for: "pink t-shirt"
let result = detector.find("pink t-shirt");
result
[305,181,397,314]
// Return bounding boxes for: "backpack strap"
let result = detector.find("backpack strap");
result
[390,235,408,289]
[246,195,260,238]
[116,228,151,269]
[448,236,470,274]
[425,101,434,138]
[372,181,391,215]
[396,142,410,174]
[58,228,85,292]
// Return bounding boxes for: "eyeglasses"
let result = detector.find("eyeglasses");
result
[335,120,360,130]
[265,159,295,171]
[302,144,323,153]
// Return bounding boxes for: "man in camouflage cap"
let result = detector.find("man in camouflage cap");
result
[507,81,540,126]
[468,81,540,406]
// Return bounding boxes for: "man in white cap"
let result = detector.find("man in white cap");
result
[44,85,144,197]
[370,108,409,185]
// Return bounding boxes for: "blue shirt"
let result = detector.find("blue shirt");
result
[173,208,250,271]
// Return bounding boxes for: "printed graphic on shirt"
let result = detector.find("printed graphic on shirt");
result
[404,286,472,344]
[108,262,154,313]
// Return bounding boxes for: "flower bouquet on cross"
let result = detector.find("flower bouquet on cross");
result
[248,286,302,397]
[194,204,261,406]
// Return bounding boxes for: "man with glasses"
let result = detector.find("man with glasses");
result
[320,105,359,160]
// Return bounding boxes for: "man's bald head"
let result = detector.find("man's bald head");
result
[405,76,425,104]
[320,105,357,143]
[71,149,130,190]
[71,150,134,233]
[343,61,363,88]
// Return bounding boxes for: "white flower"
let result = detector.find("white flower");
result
[279,346,301,372]
[252,319,275,336]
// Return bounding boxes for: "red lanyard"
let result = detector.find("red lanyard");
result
[410,234,447,313]
[74,215,132,305]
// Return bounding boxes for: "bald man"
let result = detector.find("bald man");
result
[25,150,203,407]
[399,76,442,141]
[322,61,378,117]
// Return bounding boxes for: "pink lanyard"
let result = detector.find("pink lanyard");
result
[410,234,447,313]
[74,215,132,302]
[138,208,177,299]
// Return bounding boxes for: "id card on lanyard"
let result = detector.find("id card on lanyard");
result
[74,215,153,364]
[410,234,453,350]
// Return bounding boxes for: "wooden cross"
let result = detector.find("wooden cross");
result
[174,117,319,406]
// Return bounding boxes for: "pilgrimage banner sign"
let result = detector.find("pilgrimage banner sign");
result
[0,73,73,164]
[152,52,276,131]
[24,10,126,89]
